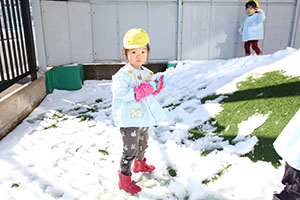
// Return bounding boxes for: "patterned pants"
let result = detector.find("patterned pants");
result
[119,127,149,176]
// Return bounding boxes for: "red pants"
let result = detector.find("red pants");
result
[244,40,261,55]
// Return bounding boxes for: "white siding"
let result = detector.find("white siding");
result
[209,3,240,59]
[90,1,177,62]
[36,0,300,67]
[182,3,211,60]
[148,3,177,61]
[92,4,119,61]
[41,1,93,66]
[118,3,148,61]
[41,1,71,66]
[68,3,93,63]
[263,4,294,54]
[295,10,300,48]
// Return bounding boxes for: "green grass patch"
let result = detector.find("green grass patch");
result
[44,124,58,130]
[78,106,99,114]
[167,167,177,177]
[51,113,65,120]
[61,118,68,121]
[95,98,103,103]
[72,107,81,111]
[163,102,182,111]
[202,164,232,185]
[188,118,226,140]
[200,94,222,104]
[43,110,69,129]
[190,71,300,166]
[77,115,94,122]
[11,183,20,188]
[188,129,207,141]
[102,105,111,109]
[163,97,187,111]
[75,145,83,152]
[200,149,219,157]
[98,149,109,156]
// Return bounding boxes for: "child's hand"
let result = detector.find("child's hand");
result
[256,8,263,13]
[134,81,156,101]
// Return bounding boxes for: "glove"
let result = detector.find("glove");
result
[153,75,166,95]
[134,81,157,101]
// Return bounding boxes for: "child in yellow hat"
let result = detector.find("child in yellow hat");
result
[239,0,266,56]
[111,28,166,194]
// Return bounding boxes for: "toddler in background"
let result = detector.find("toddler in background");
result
[239,0,266,56]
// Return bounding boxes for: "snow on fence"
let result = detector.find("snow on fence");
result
[32,0,300,70]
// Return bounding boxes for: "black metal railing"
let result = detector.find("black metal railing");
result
[0,0,37,93]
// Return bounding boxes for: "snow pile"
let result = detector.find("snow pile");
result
[1,48,299,199]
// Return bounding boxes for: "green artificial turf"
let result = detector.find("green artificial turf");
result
[190,71,300,166]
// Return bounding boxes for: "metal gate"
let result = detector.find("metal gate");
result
[0,0,37,93]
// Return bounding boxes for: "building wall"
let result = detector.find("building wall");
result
[33,0,300,69]
[293,0,300,48]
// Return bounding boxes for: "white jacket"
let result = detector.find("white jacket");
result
[273,108,300,170]
[111,64,167,127]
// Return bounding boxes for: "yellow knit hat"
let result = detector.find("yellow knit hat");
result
[248,0,260,8]
[123,28,149,49]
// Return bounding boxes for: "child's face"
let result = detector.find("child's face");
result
[124,46,148,69]
[246,6,256,16]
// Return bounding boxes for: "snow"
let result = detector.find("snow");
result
[1,47,300,199]
[237,114,268,138]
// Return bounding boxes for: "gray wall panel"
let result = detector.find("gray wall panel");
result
[295,10,300,48]
[292,0,300,49]
[263,4,294,54]
[36,0,300,66]
[41,1,72,66]
[182,3,211,60]
[69,3,93,63]
[209,4,240,59]
[92,4,119,61]
[236,4,246,57]
[148,3,177,61]
[119,3,148,61]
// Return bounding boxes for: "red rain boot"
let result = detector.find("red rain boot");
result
[118,171,142,194]
[133,158,155,173]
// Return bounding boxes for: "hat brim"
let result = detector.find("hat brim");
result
[124,43,149,49]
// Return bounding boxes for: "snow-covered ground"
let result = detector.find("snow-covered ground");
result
[1,48,300,200]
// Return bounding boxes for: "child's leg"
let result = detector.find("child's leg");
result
[118,127,143,194]
[244,41,251,56]
[278,162,300,199]
[132,127,155,173]
[136,127,149,161]
[250,40,262,55]
[120,127,140,176]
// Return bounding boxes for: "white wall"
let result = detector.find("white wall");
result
[181,2,241,60]
[33,0,300,69]
[35,1,93,68]
[293,0,300,48]
[263,3,295,54]
[181,0,297,60]
[295,14,300,48]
